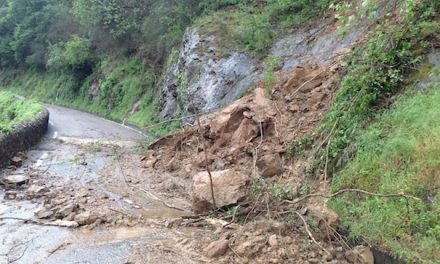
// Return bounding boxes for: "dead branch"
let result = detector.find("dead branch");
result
[134,185,187,212]
[47,242,70,257]
[229,244,242,259]
[295,211,330,255]
[8,238,33,263]
[283,188,421,205]
[188,96,216,210]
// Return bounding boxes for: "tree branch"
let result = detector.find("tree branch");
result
[283,188,421,205]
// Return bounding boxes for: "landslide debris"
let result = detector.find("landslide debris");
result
[142,58,362,263]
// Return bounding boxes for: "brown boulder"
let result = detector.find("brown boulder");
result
[192,169,249,214]
[204,239,230,258]
[256,154,283,177]
[232,118,259,145]
[306,205,339,241]
[196,152,215,168]
[345,246,374,264]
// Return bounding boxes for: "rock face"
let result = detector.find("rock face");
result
[159,28,258,119]
[271,26,362,70]
[192,169,249,214]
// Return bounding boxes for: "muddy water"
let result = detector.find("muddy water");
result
[0,105,192,264]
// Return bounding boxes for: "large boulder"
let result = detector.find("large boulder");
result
[192,169,249,214]
[256,154,283,177]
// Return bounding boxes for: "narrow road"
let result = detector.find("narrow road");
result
[45,105,145,141]
[0,105,202,264]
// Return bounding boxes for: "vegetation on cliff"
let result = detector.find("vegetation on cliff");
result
[314,1,440,262]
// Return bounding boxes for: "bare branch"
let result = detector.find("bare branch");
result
[283,188,421,205]
[295,211,330,255]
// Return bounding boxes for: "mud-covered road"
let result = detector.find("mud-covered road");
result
[0,105,207,264]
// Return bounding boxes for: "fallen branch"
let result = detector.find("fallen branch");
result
[186,85,217,210]
[8,238,33,263]
[283,188,421,205]
[295,211,330,255]
[0,217,76,228]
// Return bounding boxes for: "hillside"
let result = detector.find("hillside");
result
[0,0,439,263]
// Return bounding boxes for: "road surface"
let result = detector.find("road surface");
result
[0,105,202,264]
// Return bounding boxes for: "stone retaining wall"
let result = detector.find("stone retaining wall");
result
[0,109,49,167]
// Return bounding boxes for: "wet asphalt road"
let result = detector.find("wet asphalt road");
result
[0,105,192,264]
[45,104,145,141]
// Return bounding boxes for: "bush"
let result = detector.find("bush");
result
[48,36,93,69]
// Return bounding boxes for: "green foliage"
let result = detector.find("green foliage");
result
[47,36,94,75]
[263,56,281,98]
[0,91,42,133]
[287,134,313,159]
[330,79,440,263]
[259,55,282,100]
[318,0,440,172]
[271,183,294,202]
[237,11,272,55]
[0,0,57,68]
[196,0,330,57]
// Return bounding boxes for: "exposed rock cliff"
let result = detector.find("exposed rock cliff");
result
[159,28,258,119]
[159,21,363,120]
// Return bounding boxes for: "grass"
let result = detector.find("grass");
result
[195,0,330,58]
[329,72,440,263]
[0,91,43,133]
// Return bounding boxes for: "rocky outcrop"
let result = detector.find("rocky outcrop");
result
[0,109,49,168]
[159,28,258,119]
[271,25,363,70]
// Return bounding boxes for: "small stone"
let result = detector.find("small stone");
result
[268,235,278,247]
[56,203,77,218]
[4,191,17,200]
[35,208,54,219]
[278,248,287,258]
[308,258,320,264]
[10,156,23,167]
[204,239,229,258]
[143,157,158,169]
[184,164,192,174]
[27,185,49,195]
[99,193,109,199]
[74,211,98,226]
[78,188,88,197]
[3,174,30,185]
[50,220,79,228]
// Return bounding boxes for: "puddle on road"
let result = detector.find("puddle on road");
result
[44,227,174,264]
